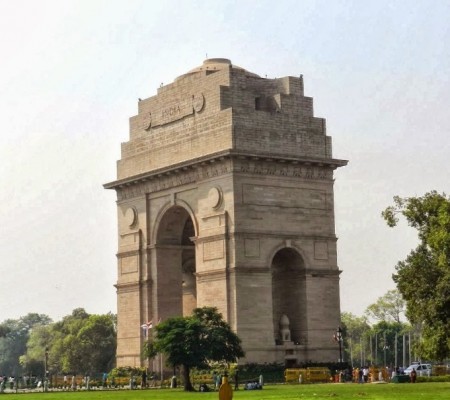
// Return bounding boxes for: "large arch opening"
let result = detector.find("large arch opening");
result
[156,206,197,317]
[271,248,307,344]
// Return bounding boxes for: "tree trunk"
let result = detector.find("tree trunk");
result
[182,365,194,391]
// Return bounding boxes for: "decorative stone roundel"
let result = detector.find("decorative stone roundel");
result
[143,112,152,131]
[125,207,138,227]
[208,187,222,209]
[192,93,205,113]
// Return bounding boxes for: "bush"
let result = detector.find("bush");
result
[235,363,285,383]
[109,366,146,377]
[417,375,450,383]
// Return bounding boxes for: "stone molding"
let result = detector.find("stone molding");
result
[115,278,152,292]
[104,150,347,201]
[195,269,227,281]
[116,249,140,258]
[229,232,338,241]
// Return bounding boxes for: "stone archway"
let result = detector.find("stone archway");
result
[106,59,347,366]
[271,248,307,345]
[155,205,197,318]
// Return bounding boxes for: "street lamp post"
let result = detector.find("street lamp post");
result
[44,347,49,392]
[336,327,343,363]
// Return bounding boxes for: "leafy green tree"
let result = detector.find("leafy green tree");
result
[0,313,51,375]
[0,324,10,337]
[382,191,450,361]
[19,324,54,374]
[365,289,405,323]
[76,314,117,373]
[341,312,370,366]
[368,320,410,367]
[146,307,244,391]
[21,309,116,375]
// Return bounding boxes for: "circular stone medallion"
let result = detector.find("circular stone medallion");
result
[208,187,222,209]
[125,207,137,227]
[193,93,205,113]
[143,112,152,130]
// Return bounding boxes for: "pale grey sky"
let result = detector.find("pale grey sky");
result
[0,0,449,322]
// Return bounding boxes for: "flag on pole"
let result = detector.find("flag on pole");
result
[141,318,162,337]
[141,321,152,338]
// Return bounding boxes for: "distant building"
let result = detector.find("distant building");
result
[104,58,347,368]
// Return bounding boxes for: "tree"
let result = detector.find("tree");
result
[0,324,10,338]
[341,312,371,366]
[365,289,405,323]
[0,313,52,375]
[368,320,410,367]
[76,314,117,373]
[382,191,450,361]
[147,307,244,391]
[21,309,116,375]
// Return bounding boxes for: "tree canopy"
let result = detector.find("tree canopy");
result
[365,289,405,323]
[341,310,413,367]
[21,309,116,375]
[0,324,10,338]
[146,307,244,391]
[382,191,450,361]
[0,313,51,375]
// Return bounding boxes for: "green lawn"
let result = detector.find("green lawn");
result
[3,383,449,400]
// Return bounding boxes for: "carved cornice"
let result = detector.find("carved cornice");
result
[196,269,227,281]
[306,269,342,277]
[116,249,141,258]
[104,150,347,201]
[147,244,195,250]
[115,278,152,293]
[229,232,338,241]
[194,233,227,244]
[229,266,270,274]
[114,282,140,293]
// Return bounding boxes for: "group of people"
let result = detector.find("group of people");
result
[356,367,370,383]
[62,374,87,391]
[351,366,417,383]
[0,375,46,391]
[200,370,250,392]
[0,376,13,392]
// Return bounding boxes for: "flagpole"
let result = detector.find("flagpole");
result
[402,334,406,368]
[349,337,353,368]
[394,332,398,368]
[160,353,163,387]
[360,337,363,366]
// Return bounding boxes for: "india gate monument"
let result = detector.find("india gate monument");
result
[104,58,347,368]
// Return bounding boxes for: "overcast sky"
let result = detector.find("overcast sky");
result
[1,0,449,323]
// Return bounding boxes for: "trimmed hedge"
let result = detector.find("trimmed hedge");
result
[417,375,450,383]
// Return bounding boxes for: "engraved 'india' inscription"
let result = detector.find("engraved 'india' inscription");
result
[161,105,181,119]
[147,93,204,128]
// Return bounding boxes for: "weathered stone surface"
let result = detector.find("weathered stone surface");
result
[104,58,347,369]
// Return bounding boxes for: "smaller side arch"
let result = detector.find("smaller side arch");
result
[267,241,310,268]
[151,199,199,245]
[270,245,308,346]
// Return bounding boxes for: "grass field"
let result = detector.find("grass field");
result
[2,383,449,400]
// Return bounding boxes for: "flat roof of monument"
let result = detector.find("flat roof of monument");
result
[176,58,260,81]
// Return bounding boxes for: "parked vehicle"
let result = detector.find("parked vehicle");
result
[404,363,432,377]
